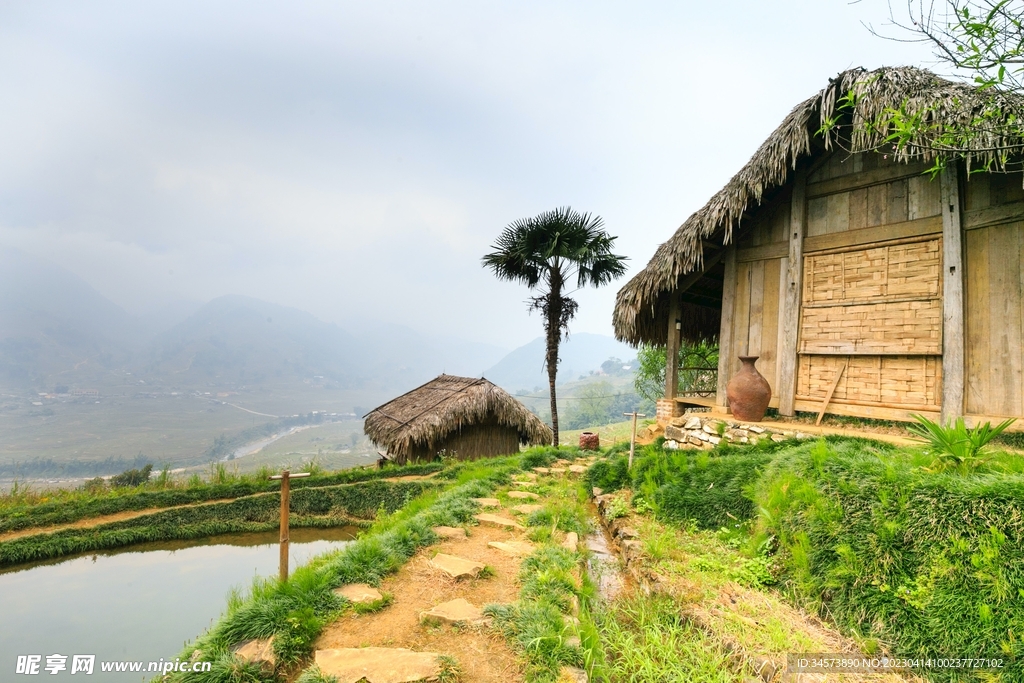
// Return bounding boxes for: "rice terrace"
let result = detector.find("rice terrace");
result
[5,1,1024,682]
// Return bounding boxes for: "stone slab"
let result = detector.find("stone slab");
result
[432,525,468,540]
[487,540,535,557]
[559,665,589,682]
[506,490,539,500]
[429,553,485,579]
[233,637,275,667]
[532,467,550,474]
[471,497,500,508]
[568,465,587,474]
[420,598,488,626]
[520,472,538,480]
[548,467,567,474]
[474,513,524,530]
[560,531,579,551]
[333,583,383,604]
[315,647,440,683]
[511,480,537,487]
[511,504,543,515]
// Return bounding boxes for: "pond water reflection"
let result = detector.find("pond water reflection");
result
[0,526,357,680]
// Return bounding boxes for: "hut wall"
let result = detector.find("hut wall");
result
[727,152,949,419]
[407,424,522,462]
[963,172,1024,418]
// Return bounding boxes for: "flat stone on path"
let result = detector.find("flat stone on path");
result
[560,532,579,551]
[548,467,567,475]
[520,472,538,480]
[512,481,537,487]
[333,584,383,604]
[429,553,485,579]
[431,526,468,540]
[233,637,275,667]
[472,497,500,508]
[568,465,588,474]
[532,467,550,474]
[559,665,589,682]
[420,597,488,626]
[315,647,441,683]
[507,491,540,500]
[488,540,535,557]
[474,513,524,530]
[512,504,543,515]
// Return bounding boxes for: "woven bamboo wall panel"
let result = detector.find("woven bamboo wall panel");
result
[803,238,941,304]
[797,354,941,408]
[799,299,942,354]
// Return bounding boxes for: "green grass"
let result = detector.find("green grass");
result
[0,480,435,567]
[596,593,739,683]
[0,460,442,534]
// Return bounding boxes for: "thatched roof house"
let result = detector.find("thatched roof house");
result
[614,66,1024,427]
[364,374,552,464]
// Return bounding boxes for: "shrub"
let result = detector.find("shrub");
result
[109,463,154,488]
[908,414,1016,473]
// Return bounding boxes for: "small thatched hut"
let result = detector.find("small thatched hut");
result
[363,374,552,464]
[614,66,1024,428]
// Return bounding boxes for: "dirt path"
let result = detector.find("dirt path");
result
[315,520,526,682]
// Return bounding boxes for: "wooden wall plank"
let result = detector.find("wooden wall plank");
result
[940,164,965,422]
[747,260,765,358]
[806,160,929,198]
[779,171,806,416]
[807,196,828,237]
[826,192,850,234]
[988,224,1022,415]
[965,228,990,414]
[733,261,752,359]
[760,257,782,393]
[716,245,737,407]
[908,174,942,219]
[849,187,868,231]
[886,179,910,224]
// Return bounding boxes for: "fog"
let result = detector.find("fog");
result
[0,1,933,348]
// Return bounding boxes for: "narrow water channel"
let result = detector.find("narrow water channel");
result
[0,527,357,680]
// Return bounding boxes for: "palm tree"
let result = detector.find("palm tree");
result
[482,207,627,446]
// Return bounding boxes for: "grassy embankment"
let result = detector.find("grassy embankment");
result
[586,436,1024,682]
[0,461,442,535]
[164,454,527,682]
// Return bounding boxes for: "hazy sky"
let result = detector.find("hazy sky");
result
[0,1,936,349]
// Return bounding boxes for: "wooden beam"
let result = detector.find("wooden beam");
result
[964,199,1024,230]
[716,244,737,407]
[940,163,965,423]
[806,161,929,199]
[778,173,807,416]
[665,292,681,400]
[816,361,847,425]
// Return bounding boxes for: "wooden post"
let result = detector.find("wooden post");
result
[716,244,737,407]
[269,469,311,582]
[665,292,681,401]
[623,411,647,469]
[940,163,965,424]
[778,172,807,416]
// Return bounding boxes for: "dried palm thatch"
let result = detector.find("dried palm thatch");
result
[364,374,552,464]
[613,65,1024,346]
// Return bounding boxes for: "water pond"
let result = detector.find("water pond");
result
[0,526,358,680]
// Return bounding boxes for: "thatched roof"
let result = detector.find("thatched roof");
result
[363,374,552,458]
[613,65,1024,346]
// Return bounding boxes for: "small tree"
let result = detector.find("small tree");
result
[482,207,627,446]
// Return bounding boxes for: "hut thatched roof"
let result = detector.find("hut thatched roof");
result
[363,374,552,458]
[613,65,1024,346]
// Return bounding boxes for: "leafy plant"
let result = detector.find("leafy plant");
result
[604,497,629,520]
[908,414,1015,472]
[109,463,154,488]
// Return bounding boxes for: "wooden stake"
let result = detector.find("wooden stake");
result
[816,361,847,426]
[623,412,647,469]
[269,469,311,582]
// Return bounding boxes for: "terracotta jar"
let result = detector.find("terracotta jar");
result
[726,355,772,422]
[579,432,600,450]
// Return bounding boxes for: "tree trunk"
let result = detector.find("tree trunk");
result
[546,271,563,447]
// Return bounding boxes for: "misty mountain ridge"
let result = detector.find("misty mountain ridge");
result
[483,332,637,393]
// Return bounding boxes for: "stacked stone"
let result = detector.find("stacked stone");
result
[661,414,807,450]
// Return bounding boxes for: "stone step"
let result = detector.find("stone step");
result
[568,465,588,474]
[487,540,535,557]
[511,504,543,515]
[560,532,579,552]
[471,497,500,508]
[420,598,488,626]
[474,513,524,530]
[233,637,275,668]
[429,553,485,579]
[315,647,441,683]
[333,584,384,605]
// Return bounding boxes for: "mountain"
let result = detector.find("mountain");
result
[0,247,145,389]
[483,333,637,392]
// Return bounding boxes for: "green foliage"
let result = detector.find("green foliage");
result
[109,463,154,488]
[295,666,337,683]
[0,480,434,567]
[633,341,719,403]
[604,497,629,520]
[584,455,630,493]
[908,413,1016,473]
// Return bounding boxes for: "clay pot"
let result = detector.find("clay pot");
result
[726,355,772,422]
[579,432,600,450]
